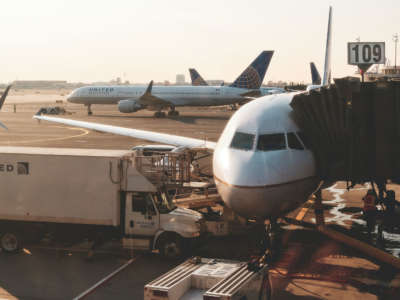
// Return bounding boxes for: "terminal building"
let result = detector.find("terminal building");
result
[12,80,68,89]
[365,66,400,81]
[175,74,186,85]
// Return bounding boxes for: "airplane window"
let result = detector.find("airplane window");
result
[230,132,255,151]
[257,133,286,151]
[287,132,304,150]
[296,132,310,149]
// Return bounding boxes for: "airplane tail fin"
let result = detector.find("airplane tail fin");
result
[0,85,11,110]
[189,68,208,86]
[0,85,11,130]
[230,51,274,89]
[322,6,332,86]
[310,62,321,85]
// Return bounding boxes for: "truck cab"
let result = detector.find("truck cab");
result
[122,190,205,258]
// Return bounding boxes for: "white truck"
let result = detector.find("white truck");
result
[144,257,269,300]
[0,147,205,258]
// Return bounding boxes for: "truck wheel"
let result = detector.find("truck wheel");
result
[1,232,20,253]
[158,235,183,259]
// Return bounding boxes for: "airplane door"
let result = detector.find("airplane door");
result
[124,192,159,237]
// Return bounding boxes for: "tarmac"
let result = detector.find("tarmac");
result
[0,94,399,299]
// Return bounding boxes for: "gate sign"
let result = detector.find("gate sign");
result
[347,42,385,65]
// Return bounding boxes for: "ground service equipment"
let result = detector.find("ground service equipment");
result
[0,147,204,257]
[144,257,269,300]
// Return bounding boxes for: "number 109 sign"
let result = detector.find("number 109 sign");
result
[347,42,385,65]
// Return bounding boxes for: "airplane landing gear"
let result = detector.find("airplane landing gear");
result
[168,107,179,116]
[154,111,166,118]
[257,218,280,261]
[247,219,275,300]
[229,104,238,111]
[86,104,93,116]
[168,110,179,116]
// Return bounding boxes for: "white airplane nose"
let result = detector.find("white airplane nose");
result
[213,147,319,218]
[67,92,79,103]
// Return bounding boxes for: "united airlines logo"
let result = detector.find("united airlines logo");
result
[0,162,29,175]
[17,162,29,175]
[233,66,261,89]
[193,77,207,86]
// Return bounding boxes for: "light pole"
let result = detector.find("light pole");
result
[394,33,399,69]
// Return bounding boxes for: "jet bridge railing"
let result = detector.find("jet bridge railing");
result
[290,77,400,186]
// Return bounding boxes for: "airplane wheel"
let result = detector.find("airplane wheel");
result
[154,111,166,118]
[1,232,21,253]
[158,234,184,259]
[168,110,179,116]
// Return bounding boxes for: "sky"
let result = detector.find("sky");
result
[0,0,398,84]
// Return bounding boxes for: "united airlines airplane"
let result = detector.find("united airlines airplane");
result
[0,85,12,129]
[189,68,208,86]
[35,7,333,223]
[310,62,321,85]
[189,67,285,95]
[67,51,274,117]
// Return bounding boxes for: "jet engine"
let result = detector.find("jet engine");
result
[118,100,143,113]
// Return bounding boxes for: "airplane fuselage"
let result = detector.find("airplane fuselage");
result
[67,85,252,107]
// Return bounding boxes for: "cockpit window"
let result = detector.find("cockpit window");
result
[287,132,304,150]
[296,132,310,149]
[257,133,286,151]
[230,132,255,151]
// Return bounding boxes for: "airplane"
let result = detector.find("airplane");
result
[189,68,208,86]
[66,51,274,117]
[310,62,321,85]
[34,7,332,227]
[0,85,12,129]
[189,67,285,95]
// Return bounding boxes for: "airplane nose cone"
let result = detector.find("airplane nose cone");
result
[67,91,78,103]
[213,147,319,218]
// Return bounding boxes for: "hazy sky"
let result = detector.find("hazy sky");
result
[0,0,398,84]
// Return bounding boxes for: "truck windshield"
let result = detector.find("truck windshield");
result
[154,192,176,213]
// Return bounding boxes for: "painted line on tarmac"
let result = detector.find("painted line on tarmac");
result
[0,126,89,145]
[27,245,125,256]
[73,257,138,300]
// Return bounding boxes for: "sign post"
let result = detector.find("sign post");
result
[347,42,386,82]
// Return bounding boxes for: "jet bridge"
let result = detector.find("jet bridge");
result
[290,77,400,186]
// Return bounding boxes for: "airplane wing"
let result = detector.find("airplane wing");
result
[33,115,217,150]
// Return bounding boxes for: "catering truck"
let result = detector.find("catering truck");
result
[0,147,204,258]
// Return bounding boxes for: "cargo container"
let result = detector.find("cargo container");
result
[0,147,204,258]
